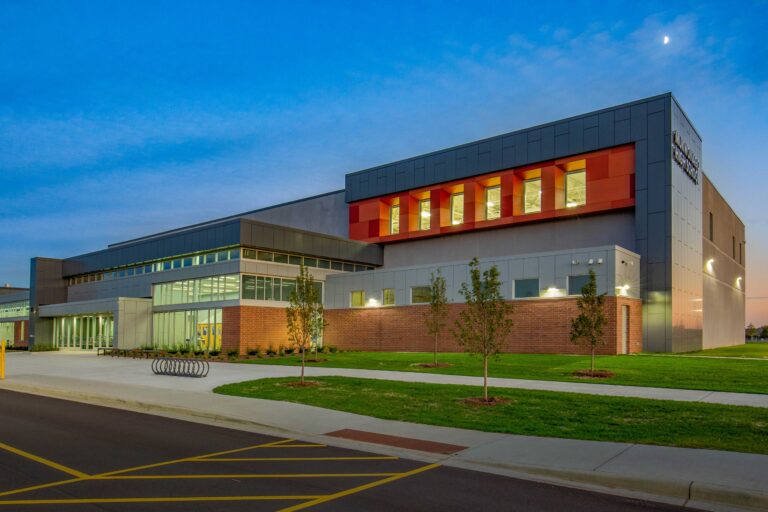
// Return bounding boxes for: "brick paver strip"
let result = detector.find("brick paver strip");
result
[325,429,466,454]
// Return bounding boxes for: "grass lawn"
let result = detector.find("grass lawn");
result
[215,377,768,455]
[240,347,768,394]
[679,343,768,358]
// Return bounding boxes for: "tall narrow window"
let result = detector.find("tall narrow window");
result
[523,178,542,214]
[383,288,395,306]
[565,170,586,207]
[732,236,736,259]
[739,243,742,265]
[485,185,501,220]
[709,212,713,241]
[450,193,464,225]
[389,204,400,235]
[419,198,431,230]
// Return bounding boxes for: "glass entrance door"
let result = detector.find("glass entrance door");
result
[52,314,114,350]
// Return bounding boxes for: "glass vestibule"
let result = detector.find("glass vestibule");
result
[53,314,114,350]
[152,308,222,351]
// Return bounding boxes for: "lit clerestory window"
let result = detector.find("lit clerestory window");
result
[419,199,431,230]
[390,203,400,235]
[485,185,501,220]
[451,193,464,225]
[523,178,542,214]
[565,170,586,208]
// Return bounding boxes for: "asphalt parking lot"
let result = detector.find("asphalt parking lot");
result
[0,389,696,511]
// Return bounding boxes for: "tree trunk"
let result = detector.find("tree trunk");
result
[591,347,595,377]
[301,344,305,384]
[483,355,488,402]
[434,333,438,366]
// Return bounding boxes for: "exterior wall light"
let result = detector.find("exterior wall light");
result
[736,276,742,290]
[571,259,579,265]
[705,258,715,273]
[544,286,564,297]
[616,284,630,297]
[588,259,594,265]
[365,298,381,308]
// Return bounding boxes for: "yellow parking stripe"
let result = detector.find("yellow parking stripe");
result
[97,473,399,479]
[277,463,441,512]
[0,441,88,478]
[197,456,399,462]
[0,438,295,499]
[104,438,296,476]
[0,495,325,506]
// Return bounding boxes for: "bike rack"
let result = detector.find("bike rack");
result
[151,357,210,378]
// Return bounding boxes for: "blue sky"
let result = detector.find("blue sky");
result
[1,0,767,323]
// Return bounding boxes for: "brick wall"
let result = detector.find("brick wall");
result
[222,305,290,355]
[324,297,642,354]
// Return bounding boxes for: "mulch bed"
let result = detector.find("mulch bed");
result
[282,380,324,388]
[460,396,512,406]
[571,369,616,379]
[416,362,453,368]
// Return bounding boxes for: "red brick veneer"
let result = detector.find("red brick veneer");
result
[324,297,642,354]
[222,305,290,355]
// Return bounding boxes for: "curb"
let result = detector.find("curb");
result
[1,381,766,512]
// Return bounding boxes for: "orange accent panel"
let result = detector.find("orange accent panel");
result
[348,144,635,243]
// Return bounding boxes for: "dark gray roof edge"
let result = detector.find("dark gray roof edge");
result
[344,92,674,179]
[64,216,377,265]
[108,189,345,249]
[238,217,376,250]
[670,94,702,141]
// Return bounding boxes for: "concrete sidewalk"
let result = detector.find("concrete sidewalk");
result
[1,352,767,512]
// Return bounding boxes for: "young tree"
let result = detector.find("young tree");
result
[286,265,325,385]
[453,258,514,402]
[746,323,757,341]
[570,269,607,376]
[425,269,448,366]
[760,325,768,341]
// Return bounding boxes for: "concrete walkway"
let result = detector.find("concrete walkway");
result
[1,352,767,512]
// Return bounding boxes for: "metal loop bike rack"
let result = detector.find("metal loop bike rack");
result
[151,357,210,378]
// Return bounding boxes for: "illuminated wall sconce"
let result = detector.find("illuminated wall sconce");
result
[571,259,579,265]
[615,284,630,297]
[588,259,594,265]
[705,258,715,273]
[736,276,743,290]
[544,286,564,297]
[365,298,381,308]
[597,258,603,264]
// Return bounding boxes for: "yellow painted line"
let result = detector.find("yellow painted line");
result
[0,495,325,506]
[0,438,296,499]
[97,473,399,480]
[277,463,441,512]
[197,456,399,462]
[104,438,296,476]
[0,441,88,478]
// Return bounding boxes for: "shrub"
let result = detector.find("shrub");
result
[328,345,338,353]
[209,350,221,356]
[30,343,59,352]
[193,349,204,356]
[227,349,239,358]
[285,347,295,355]
[247,348,260,356]
[266,345,277,356]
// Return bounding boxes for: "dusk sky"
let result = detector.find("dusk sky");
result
[1,1,766,324]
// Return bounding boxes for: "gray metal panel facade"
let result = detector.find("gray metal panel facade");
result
[63,218,383,277]
[345,93,705,352]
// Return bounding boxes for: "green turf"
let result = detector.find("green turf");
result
[679,343,768,358]
[215,377,768,455]
[239,347,768,394]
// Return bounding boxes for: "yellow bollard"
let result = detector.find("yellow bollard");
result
[1,339,5,380]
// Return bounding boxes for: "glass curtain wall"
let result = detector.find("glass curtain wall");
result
[154,275,239,306]
[0,322,14,345]
[152,308,222,351]
[53,314,114,349]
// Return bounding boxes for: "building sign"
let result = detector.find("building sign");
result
[672,130,700,184]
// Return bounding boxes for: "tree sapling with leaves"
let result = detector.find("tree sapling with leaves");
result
[453,258,514,402]
[425,269,448,367]
[286,265,325,385]
[570,269,607,377]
